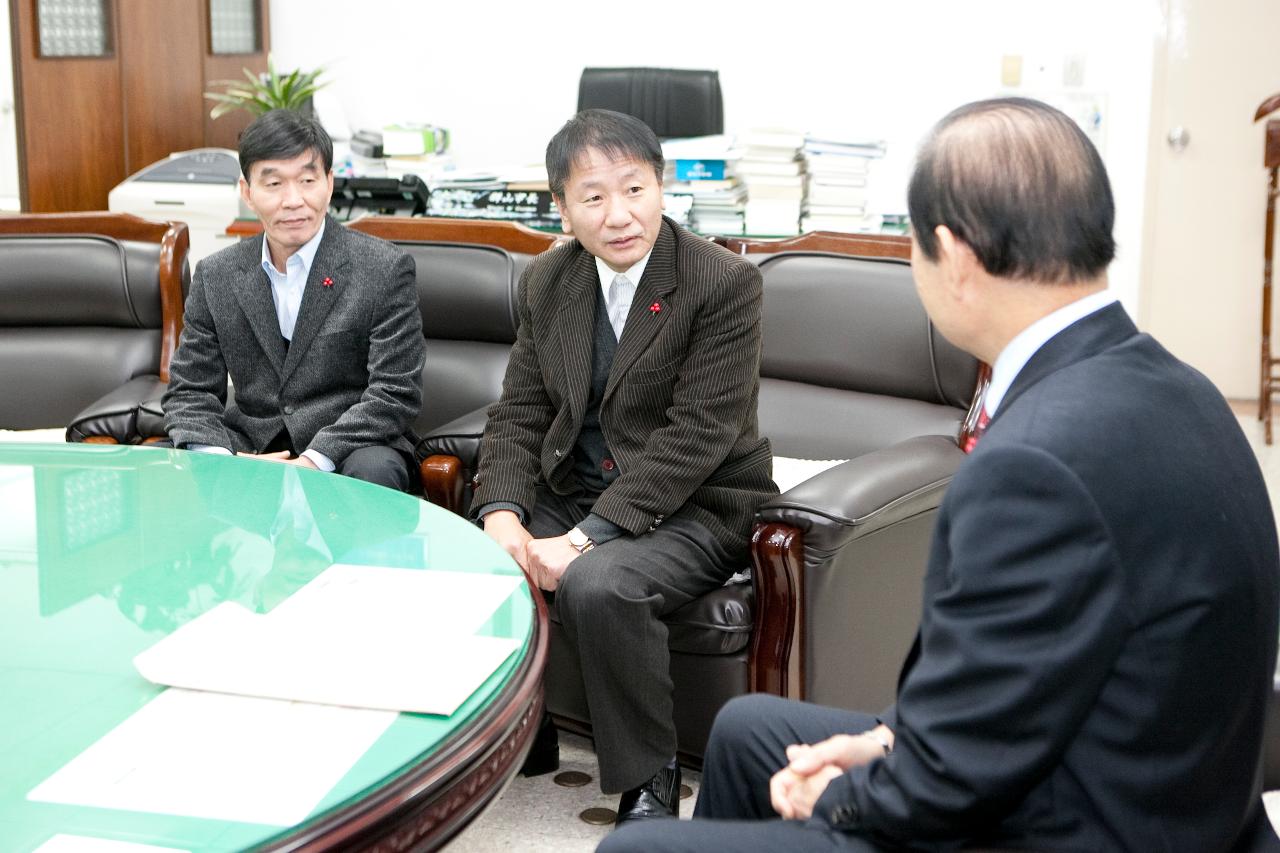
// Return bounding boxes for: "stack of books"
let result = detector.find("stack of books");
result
[661,136,744,235]
[426,166,562,229]
[737,129,806,236]
[801,135,886,234]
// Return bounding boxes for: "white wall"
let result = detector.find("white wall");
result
[271,0,1160,310]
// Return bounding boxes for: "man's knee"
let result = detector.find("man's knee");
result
[710,693,793,749]
[338,446,412,492]
[556,551,634,624]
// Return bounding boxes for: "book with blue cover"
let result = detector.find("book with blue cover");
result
[674,159,728,181]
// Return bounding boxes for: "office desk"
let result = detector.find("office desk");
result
[0,444,546,852]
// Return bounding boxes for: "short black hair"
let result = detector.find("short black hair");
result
[907,97,1116,284]
[238,109,334,182]
[546,109,664,199]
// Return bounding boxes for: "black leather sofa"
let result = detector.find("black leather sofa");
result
[0,212,189,436]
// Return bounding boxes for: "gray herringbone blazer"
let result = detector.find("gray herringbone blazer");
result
[164,216,424,465]
[474,217,776,552]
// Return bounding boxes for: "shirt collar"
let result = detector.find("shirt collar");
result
[985,289,1118,417]
[595,249,653,295]
[260,219,326,276]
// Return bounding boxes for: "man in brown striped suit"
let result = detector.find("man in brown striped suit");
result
[472,109,777,826]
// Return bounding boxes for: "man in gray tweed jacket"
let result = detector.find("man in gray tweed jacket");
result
[472,109,777,826]
[163,110,424,491]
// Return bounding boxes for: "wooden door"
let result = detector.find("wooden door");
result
[1139,0,1280,399]
[9,0,267,212]
[10,0,126,212]
[118,0,205,176]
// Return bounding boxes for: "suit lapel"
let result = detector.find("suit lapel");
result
[604,220,678,402]
[233,235,287,375]
[282,218,349,383]
[994,302,1137,426]
[555,249,599,425]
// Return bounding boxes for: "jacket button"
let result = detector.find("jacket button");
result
[553,448,562,457]
[601,458,615,471]
[283,405,294,415]
[832,804,857,824]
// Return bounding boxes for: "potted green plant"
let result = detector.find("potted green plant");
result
[204,54,329,120]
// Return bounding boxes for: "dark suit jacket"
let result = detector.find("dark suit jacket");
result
[814,303,1280,850]
[163,216,425,466]
[473,216,776,552]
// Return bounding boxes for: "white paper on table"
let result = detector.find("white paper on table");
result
[133,565,525,716]
[33,836,190,853]
[27,689,397,827]
[267,564,525,638]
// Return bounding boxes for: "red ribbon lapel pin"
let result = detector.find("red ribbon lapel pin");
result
[650,301,662,314]
[321,276,334,288]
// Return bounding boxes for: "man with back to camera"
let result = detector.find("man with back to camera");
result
[601,97,1280,851]
[471,108,777,825]
[163,109,424,491]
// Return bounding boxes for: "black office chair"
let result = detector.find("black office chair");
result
[577,67,723,138]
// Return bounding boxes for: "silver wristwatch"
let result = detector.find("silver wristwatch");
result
[567,527,596,554]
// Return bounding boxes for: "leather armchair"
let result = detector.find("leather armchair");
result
[725,232,985,715]
[0,212,189,438]
[419,231,985,762]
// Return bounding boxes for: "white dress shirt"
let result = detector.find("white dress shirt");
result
[984,289,1118,417]
[262,220,325,341]
[595,250,652,340]
[190,224,334,471]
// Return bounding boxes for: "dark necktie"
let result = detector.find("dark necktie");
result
[962,409,991,454]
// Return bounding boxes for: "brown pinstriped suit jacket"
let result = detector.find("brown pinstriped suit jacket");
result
[473,217,777,552]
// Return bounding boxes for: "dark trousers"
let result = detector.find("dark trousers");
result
[528,485,741,794]
[261,428,415,493]
[599,694,884,852]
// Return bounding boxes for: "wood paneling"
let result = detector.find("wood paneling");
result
[119,0,205,175]
[200,0,268,151]
[10,0,270,211]
[11,0,125,211]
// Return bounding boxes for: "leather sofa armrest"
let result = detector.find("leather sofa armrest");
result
[750,434,964,704]
[758,434,964,553]
[66,375,169,445]
[416,406,489,468]
[415,406,491,515]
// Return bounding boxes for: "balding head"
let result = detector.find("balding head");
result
[908,98,1115,285]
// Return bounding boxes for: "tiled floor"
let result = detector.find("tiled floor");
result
[445,732,699,852]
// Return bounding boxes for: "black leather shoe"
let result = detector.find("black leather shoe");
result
[614,758,680,825]
[520,713,559,777]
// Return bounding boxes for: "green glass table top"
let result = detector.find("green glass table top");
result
[0,443,533,852]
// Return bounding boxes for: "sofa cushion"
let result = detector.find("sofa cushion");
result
[757,252,975,406]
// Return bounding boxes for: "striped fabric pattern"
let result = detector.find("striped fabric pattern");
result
[474,217,777,551]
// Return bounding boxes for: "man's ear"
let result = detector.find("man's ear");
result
[238,176,253,211]
[934,225,981,300]
[554,196,573,235]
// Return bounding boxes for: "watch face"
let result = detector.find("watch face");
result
[568,529,588,548]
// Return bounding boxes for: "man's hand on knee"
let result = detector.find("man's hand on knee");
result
[236,450,293,462]
[234,450,319,470]
[786,726,893,775]
[770,763,843,821]
[483,510,534,573]
[524,534,582,591]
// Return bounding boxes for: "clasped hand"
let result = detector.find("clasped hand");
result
[482,510,580,591]
[769,727,894,821]
[235,449,318,469]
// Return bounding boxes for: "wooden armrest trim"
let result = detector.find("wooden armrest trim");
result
[421,454,465,515]
[748,521,805,700]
